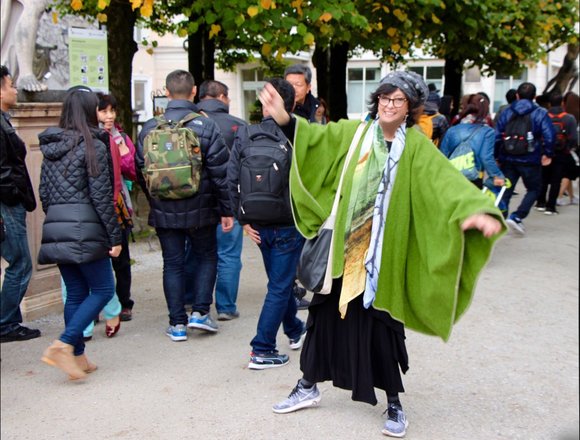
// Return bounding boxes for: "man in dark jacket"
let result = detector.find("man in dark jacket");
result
[0,65,41,343]
[536,93,578,214]
[284,64,320,122]
[228,78,305,370]
[192,80,247,321]
[495,82,555,235]
[137,70,233,341]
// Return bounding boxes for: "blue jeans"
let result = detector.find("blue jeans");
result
[59,258,115,355]
[158,226,217,326]
[0,203,33,335]
[61,279,121,338]
[215,219,243,314]
[500,162,542,220]
[250,226,305,354]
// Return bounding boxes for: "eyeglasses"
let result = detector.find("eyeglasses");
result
[378,95,407,108]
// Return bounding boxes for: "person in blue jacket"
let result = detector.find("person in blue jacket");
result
[494,82,555,235]
[440,93,505,189]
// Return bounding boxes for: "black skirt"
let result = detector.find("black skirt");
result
[300,278,409,406]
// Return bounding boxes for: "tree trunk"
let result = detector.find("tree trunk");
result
[443,57,464,118]
[328,42,349,121]
[544,43,579,95]
[312,45,330,105]
[106,0,138,137]
[188,22,215,99]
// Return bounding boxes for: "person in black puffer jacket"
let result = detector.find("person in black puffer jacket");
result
[136,70,233,341]
[38,86,122,381]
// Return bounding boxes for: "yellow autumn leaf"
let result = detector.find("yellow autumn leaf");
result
[97,0,108,10]
[177,28,188,38]
[209,24,221,38]
[387,27,397,37]
[247,6,259,17]
[393,9,407,22]
[431,13,441,24]
[303,32,315,46]
[140,0,153,18]
[499,51,512,60]
[376,22,383,31]
[261,0,272,9]
[130,0,142,11]
[96,13,107,23]
[71,0,83,11]
[382,5,389,13]
[146,47,154,55]
[51,11,59,24]
[392,43,400,52]
[319,12,332,22]
[261,43,272,56]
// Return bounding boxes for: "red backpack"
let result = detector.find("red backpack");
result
[548,112,569,152]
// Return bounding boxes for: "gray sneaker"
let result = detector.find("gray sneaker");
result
[272,380,321,414]
[187,312,218,332]
[382,403,409,438]
[217,311,240,321]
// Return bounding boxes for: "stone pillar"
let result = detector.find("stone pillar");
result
[10,102,63,320]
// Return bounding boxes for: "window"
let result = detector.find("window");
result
[241,68,266,121]
[493,69,528,113]
[407,65,444,94]
[347,67,381,114]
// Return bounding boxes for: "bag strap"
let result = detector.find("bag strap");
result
[450,124,483,157]
[329,120,367,217]
[176,112,201,128]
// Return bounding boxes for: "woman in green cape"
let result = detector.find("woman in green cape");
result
[261,71,505,438]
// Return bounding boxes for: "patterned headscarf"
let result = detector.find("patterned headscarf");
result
[379,71,429,105]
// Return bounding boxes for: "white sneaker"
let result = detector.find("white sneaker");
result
[557,197,569,206]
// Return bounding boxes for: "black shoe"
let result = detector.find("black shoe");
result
[295,296,311,310]
[0,325,41,343]
[293,284,307,300]
[120,308,133,322]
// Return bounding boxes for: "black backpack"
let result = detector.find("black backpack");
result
[501,113,534,155]
[237,124,293,224]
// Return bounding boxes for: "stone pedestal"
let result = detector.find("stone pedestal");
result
[9,102,64,320]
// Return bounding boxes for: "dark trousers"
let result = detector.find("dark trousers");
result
[111,228,133,310]
[157,226,217,326]
[500,162,542,220]
[537,154,565,211]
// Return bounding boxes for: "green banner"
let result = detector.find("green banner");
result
[68,27,108,92]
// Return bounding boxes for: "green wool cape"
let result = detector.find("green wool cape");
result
[289,117,507,341]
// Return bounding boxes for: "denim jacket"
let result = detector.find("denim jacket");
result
[440,122,504,179]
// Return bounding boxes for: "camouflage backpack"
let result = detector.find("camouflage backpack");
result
[142,113,203,200]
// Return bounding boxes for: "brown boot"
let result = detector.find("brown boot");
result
[68,354,97,380]
[41,340,87,380]
[76,353,97,373]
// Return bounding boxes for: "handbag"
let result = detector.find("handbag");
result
[296,122,366,294]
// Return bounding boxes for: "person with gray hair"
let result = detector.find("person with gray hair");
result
[284,64,320,122]
[259,70,505,437]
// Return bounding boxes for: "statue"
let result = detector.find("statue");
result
[1,0,50,91]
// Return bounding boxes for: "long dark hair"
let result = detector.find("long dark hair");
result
[368,83,422,127]
[59,87,100,176]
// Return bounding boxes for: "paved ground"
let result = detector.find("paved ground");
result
[1,192,578,440]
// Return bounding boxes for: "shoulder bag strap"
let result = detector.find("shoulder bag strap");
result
[329,120,367,218]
